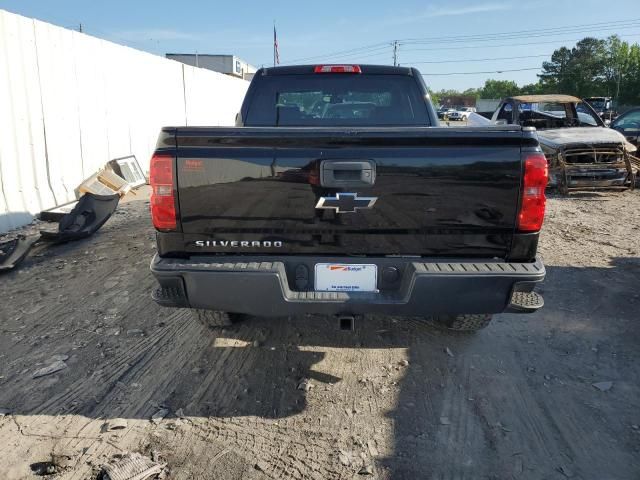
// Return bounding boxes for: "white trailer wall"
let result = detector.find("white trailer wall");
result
[0,9,249,233]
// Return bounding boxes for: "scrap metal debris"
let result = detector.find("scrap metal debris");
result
[40,193,120,243]
[0,235,40,272]
[39,200,79,223]
[30,461,58,476]
[77,167,134,197]
[100,452,163,480]
[108,155,147,189]
[30,451,77,476]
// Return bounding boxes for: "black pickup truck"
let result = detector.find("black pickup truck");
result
[150,64,547,332]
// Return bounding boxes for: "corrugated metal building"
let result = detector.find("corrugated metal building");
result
[166,54,257,81]
[439,95,477,108]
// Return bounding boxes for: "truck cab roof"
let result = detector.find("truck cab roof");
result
[259,64,415,76]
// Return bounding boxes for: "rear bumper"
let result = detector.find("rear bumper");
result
[150,254,545,317]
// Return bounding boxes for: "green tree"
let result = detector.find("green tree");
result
[536,36,640,101]
[427,35,640,106]
[622,43,640,104]
[462,87,481,100]
[540,38,610,97]
[538,46,572,92]
[519,82,547,95]
[429,89,462,106]
[609,37,640,105]
[479,79,521,99]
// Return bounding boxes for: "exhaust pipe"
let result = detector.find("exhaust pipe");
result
[338,314,355,331]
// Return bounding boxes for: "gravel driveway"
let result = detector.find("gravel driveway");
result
[0,190,638,480]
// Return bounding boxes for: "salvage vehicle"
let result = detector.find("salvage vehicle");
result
[150,64,547,333]
[584,96,617,124]
[612,107,640,177]
[491,94,636,193]
[611,107,640,148]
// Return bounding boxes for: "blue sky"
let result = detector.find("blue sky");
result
[2,0,640,90]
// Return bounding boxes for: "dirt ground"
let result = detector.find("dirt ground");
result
[0,189,639,480]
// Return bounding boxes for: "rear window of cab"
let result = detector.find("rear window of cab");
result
[244,74,431,127]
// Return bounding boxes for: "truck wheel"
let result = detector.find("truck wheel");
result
[193,309,244,329]
[432,314,492,332]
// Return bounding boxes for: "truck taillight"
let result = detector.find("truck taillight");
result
[150,152,177,231]
[517,153,548,232]
[314,65,362,74]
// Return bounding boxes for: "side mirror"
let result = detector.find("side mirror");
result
[494,119,508,126]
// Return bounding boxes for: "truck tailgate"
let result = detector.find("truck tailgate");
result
[168,126,535,258]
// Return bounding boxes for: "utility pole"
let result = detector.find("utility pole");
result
[616,67,622,101]
[392,40,398,66]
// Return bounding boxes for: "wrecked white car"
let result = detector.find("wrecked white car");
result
[491,94,636,193]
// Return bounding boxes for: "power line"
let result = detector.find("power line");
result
[407,53,553,65]
[404,23,640,46]
[277,17,640,66]
[323,27,640,62]
[317,51,552,66]
[421,67,542,76]
[274,30,640,66]
[400,32,640,52]
[282,42,390,64]
[400,17,640,41]
[284,46,393,64]
[399,18,640,44]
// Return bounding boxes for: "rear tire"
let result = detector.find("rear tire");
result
[431,314,493,332]
[193,309,244,329]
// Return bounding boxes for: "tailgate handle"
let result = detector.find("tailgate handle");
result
[320,160,376,188]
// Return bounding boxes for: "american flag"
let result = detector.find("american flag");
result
[273,25,280,65]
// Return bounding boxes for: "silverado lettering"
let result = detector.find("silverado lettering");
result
[150,64,547,332]
[194,240,283,248]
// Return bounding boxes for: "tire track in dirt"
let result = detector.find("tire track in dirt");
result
[1,193,640,479]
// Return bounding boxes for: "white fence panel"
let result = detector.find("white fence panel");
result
[33,18,84,205]
[183,65,248,126]
[72,33,111,178]
[0,12,54,231]
[123,52,187,172]
[0,8,249,233]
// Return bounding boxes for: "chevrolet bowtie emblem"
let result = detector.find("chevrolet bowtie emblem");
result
[315,193,377,213]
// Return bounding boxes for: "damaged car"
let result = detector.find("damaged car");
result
[584,96,618,124]
[491,94,636,193]
[611,107,640,148]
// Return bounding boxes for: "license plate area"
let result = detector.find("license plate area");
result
[314,264,378,292]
